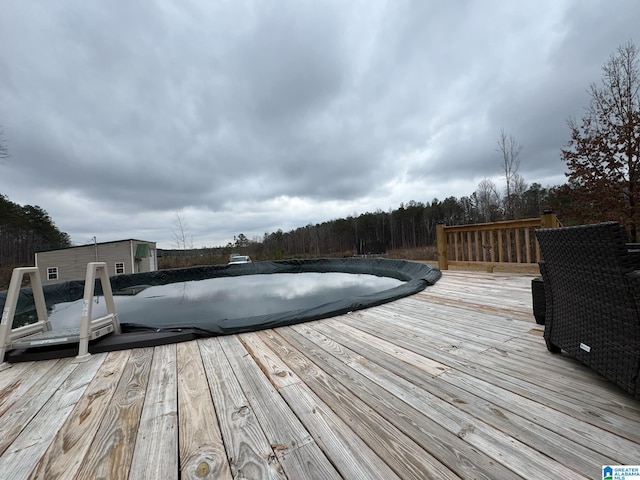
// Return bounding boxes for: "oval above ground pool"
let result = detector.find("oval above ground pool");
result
[2,258,441,361]
[46,272,406,330]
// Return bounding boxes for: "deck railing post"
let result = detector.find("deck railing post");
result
[540,210,559,229]
[436,222,448,270]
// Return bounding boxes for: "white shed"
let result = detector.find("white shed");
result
[35,239,157,285]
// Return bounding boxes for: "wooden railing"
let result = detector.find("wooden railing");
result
[436,211,559,271]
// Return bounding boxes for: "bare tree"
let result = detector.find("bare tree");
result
[172,212,194,251]
[0,127,7,162]
[497,129,523,219]
[475,177,501,222]
[511,172,529,217]
[562,41,640,240]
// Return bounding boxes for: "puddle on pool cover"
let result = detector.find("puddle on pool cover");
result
[42,272,404,330]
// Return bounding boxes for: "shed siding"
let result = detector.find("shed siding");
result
[36,240,157,285]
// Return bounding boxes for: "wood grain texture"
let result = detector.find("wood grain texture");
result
[0,360,63,420]
[244,330,402,479]
[281,324,518,480]
[0,271,639,479]
[129,344,179,480]
[268,327,468,479]
[320,317,617,476]
[324,330,587,480]
[0,361,35,395]
[28,350,130,480]
[74,347,154,480]
[199,337,287,480]
[177,340,232,480]
[239,332,301,391]
[256,329,441,480]
[0,353,106,480]
[220,335,341,480]
[0,358,79,457]
[280,381,402,480]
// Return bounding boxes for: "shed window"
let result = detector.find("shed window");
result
[115,262,125,274]
[47,267,58,280]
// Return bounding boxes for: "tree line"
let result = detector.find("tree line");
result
[240,165,632,260]
[237,42,640,257]
[2,41,639,272]
[0,194,71,267]
[244,183,565,259]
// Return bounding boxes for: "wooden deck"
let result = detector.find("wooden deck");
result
[0,270,638,479]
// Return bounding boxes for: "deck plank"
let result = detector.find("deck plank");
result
[28,350,131,480]
[348,309,640,430]
[328,333,611,477]
[198,336,288,479]
[0,269,638,480]
[314,324,588,479]
[0,354,106,480]
[0,360,64,420]
[0,358,80,457]
[259,328,463,480]
[74,347,154,480]
[129,344,179,480]
[176,340,233,480]
[242,331,402,480]
[442,369,640,465]
[281,324,520,480]
[342,295,640,468]
[220,335,342,480]
[0,360,35,395]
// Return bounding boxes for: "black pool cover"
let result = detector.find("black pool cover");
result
[1,258,441,361]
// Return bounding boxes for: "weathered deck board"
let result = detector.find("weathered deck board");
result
[176,340,232,480]
[2,354,106,480]
[129,344,179,480]
[245,330,432,480]
[278,325,517,480]
[199,336,287,479]
[0,358,81,458]
[291,322,585,479]
[0,360,35,395]
[0,269,638,479]
[357,307,636,432]
[29,350,129,480]
[75,347,154,479]
[220,335,341,480]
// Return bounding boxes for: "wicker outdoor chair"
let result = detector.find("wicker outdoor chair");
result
[535,221,640,399]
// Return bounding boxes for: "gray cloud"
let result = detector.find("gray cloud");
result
[1,0,638,247]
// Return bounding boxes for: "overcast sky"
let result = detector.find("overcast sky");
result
[1,1,638,248]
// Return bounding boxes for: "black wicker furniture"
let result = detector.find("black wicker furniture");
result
[535,222,640,399]
[531,277,546,325]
